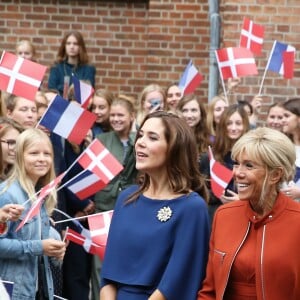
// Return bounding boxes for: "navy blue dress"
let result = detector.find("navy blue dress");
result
[101,185,210,300]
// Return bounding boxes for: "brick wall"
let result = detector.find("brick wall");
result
[0,0,299,116]
[220,0,300,117]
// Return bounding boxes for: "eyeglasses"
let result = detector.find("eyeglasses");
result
[1,139,16,150]
[167,93,182,98]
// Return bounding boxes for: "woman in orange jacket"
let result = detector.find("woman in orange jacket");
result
[198,127,300,300]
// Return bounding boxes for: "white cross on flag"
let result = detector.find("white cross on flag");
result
[239,17,264,56]
[215,47,258,80]
[208,146,233,199]
[88,210,113,259]
[78,139,124,185]
[0,51,47,100]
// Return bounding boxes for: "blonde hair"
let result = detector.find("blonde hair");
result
[232,127,296,205]
[15,40,36,59]
[206,95,227,136]
[4,128,57,214]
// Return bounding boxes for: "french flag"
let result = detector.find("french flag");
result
[65,169,106,200]
[72,75,94,109]
[267,40,295,79]
[39,95,97,145]
[178,60,203,95]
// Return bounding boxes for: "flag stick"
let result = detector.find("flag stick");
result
[62,226,68,243]
[214,50,229,105]
[258,40,276,95]
[53,211,112,225]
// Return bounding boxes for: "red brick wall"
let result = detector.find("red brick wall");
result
[220,0,300,117]
[0,0,299,115]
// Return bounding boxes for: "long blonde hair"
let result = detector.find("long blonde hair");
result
[4,128,57,214]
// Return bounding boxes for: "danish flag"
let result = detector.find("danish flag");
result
[78,139,123,185]
[64,227,103,257]
[16,172,66,231]
[215,47,258,80]
[208,147,233,199]
[239,17,264,55]
[88,210,113,259]
[0,51,47,100]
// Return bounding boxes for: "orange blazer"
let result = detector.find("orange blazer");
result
[198,193,300,300]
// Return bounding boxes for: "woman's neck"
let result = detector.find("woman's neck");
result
[144,174,179,200]
[117,129,130,141]
[67,56,78,65]
[292,131,300,146]
[249,189,278,217]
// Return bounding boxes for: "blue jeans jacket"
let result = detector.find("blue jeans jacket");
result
[0,180,55,300]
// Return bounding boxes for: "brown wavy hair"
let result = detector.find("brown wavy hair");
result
[127,111,208,203]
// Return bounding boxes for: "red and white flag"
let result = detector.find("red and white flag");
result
[0,51,47,100]
[178,60,203,95]
[283,51,295,79]
[65,170,106,200]
[39,95,97,145]
[16,172,65,231]
[72,75,94,109]
[215,47,258,80]
[239,17,264,55]
[208,147,233,199]
[88,210,113,259]
[78,139,124,185]
[64,227,103,258]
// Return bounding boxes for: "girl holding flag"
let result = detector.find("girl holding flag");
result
[0,128,66,300]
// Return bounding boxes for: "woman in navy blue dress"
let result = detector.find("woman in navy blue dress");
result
[100,111,210,300]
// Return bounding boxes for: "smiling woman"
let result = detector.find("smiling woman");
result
[0,128,66,299]
[198,127,300,300]
[100,111,209,300]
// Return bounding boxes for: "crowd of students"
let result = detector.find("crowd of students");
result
[0,30,299,299]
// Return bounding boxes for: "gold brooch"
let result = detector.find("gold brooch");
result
[157,206,172,222]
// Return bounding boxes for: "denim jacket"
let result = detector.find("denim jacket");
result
[0,180,55,300]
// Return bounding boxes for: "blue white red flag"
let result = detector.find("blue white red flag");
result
[178,60,203,95]
[72,75,94,109]
[0,51,46,101]
[215,47,258,80]
[78,139,124,184]
[239,17,264,55]
[65,170,106,200]
[16,172,66,232]
[39,95,97,145]
[208,146,233,198]
[266,41,295,79]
